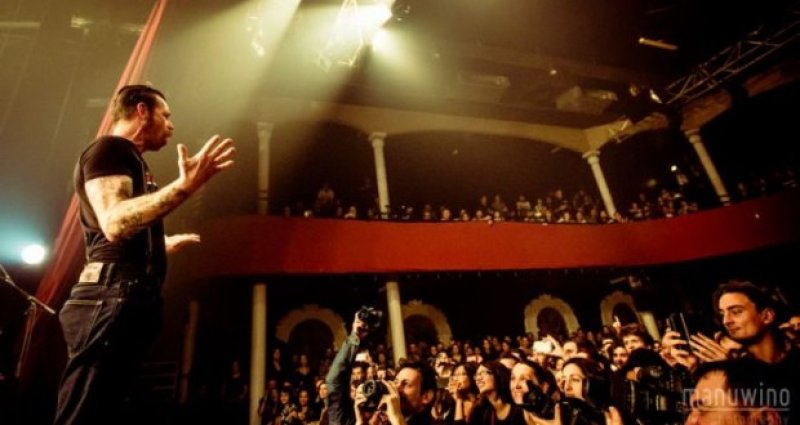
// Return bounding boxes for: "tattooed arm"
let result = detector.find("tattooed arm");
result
[85,175,191,242]
[86,135,235,242]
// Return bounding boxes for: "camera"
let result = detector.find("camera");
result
[620,364,691,424]
[356,306,384,332]
[519,380,555,419]
[358,379,389,412]
[558,398,606,425]
[279,403,300,425]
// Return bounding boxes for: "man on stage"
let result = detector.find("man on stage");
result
[55,84,235,425]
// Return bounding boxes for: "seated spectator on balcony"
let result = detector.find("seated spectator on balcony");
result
[459,209,472,221]
[735,181,750,201]
[441,208,453,222]
[574,211,588,224]
[556,211,573,224]
[476,195,491,216]
[474,210,490,222]
[491,194,508,216]
[315,183,336,217]
[611,211,628,223]
[492,210,505,222]
[516,196,532,218]
[343,206,358,219]
[542,210,555,224]
[628,202,644,221]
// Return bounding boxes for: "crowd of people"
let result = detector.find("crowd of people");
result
[288,185,698,224]
[205,280,799,425]
[286,166,799,224]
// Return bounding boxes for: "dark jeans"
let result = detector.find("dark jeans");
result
[54,275,162,425]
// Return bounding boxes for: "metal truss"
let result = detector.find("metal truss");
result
[664,1,800,105]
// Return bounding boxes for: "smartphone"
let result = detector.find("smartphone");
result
[667,312,717,353]
[667,312,692,352]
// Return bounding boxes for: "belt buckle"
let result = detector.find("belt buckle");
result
[79,262,103,284]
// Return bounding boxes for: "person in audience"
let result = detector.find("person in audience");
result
[354,361,437,425]
[449,362,479,423]
[619,323,652,353]
[468,361,527,425]
[685,359,785,425]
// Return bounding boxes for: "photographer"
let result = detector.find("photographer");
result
[353,361,437,425]
[510,359,560,414]
[326,308,381,425]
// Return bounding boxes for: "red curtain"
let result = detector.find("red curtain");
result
[18,0,169,394]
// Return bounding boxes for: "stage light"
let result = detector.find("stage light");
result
[638,37,678,51]
[670,165,678,172]
[21,244,46,265]
[371,28,390,51]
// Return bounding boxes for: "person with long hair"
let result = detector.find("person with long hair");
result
[449,362,479,423]
[467,361,528,425]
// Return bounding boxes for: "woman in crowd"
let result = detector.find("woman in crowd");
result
[467,361,528,425]
[449,362,479,423]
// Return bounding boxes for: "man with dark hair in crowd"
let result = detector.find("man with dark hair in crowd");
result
[709,280,798,424]
[619,323,653,353]
[685,359,785,425]
[354,361,436,425]
[710,281,793,364]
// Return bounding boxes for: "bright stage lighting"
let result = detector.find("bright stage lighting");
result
[371,28,390,51]
[21,244,46,265]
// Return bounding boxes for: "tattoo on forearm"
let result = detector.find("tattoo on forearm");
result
[87,175,192,241]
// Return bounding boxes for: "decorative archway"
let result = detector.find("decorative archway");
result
[275,304,348,349]
[402,300,453,346]
[524,294,580,338]
[599,290,641,326]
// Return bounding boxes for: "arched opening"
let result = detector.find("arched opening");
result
[404,314,439,346]
[536,307,569,340]
[288,319,334,374]
[612,303,639,325]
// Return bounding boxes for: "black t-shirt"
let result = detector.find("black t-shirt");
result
[73,136,166,279]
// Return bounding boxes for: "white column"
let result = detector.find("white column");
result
[179,300,199,404]
[251,122,273,425]
[685,129,730,205]
[385,279,407,365]
[250,283,267,425]
[370,132,391,217]
[257,122,275,215]
[582,150,617,218]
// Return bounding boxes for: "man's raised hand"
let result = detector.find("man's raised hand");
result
[177,135,235,193]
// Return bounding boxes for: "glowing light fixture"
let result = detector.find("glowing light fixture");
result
[21,244,46,265]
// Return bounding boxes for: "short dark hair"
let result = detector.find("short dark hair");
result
[397,360,437,396]
[112,84,166,122]
[693,359,784,412]
[713,280,779,314]
[619,323,654,346]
